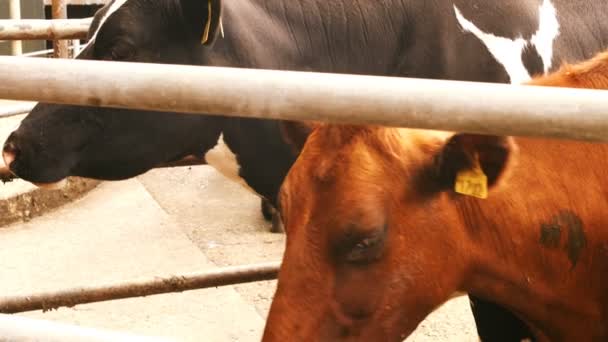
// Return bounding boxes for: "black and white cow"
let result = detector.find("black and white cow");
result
[3,0,608,340]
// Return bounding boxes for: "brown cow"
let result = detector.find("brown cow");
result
[263,51,608,341]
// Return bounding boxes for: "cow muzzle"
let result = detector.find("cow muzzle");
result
[2,136,67,190]
[2,140,17,169]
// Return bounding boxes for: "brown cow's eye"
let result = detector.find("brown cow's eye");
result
[340,225,387,265]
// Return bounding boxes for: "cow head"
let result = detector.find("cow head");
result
[263,125,516,341]
[2,0,224,185]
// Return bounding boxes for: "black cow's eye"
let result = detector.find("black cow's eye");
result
[110,42,134,61]
[338,225,387,265]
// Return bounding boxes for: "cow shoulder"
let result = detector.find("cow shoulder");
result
[527,49,608,88]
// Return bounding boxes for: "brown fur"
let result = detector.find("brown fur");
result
[264,50,608,341]
[528,50,608,89]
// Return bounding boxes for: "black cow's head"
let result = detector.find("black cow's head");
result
[2,0,224,185]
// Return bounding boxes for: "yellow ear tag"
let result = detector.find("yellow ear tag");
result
[454,153,488,199]
[201,0,212,44]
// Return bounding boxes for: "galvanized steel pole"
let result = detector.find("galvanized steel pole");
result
[52,0,69,58]
[8,0,23,55]
[0,101,36,118]
[0,262,280,314]
[0,57,606,142]
[0,18,91,40]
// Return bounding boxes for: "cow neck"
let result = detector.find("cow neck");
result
[206,0,411,74]
[462,246,601,341]
[454,137,608,340]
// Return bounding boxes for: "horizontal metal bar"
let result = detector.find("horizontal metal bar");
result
[0,262,280,314]
[0,101,36,118]
[53,0,70,58]
[19,44,81,57]
[9,0,23,55]
[43,0,110,4]
[0,313,172,342]
[0,18,91,40]
[0,56,606,142]
[20,49,53,57]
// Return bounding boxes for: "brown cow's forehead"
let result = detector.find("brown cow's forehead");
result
[290,126,451,184]
[296,126,390,181]
[280,126,452,226]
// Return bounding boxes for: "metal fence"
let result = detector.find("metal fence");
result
[9,0,23,55]
[1,0,95,56]
[0,56,607,142]
[0,18,91,41]
[0,262,280,314]
[1,4,608,341]
[0,6,283,340]
[0,0,93,118]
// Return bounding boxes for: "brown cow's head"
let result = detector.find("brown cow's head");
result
[263,125,515,341]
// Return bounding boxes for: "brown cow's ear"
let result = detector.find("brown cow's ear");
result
[180,0,223,45]
[434,134,515,198]
[279,121,318,155]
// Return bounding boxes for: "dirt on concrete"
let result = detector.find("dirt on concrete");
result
[0,177,100,227]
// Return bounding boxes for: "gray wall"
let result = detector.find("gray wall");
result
[0,0,45,55]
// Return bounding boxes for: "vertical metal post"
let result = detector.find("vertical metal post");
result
[71,38,81,58]
[52,0,68,58]
[9,0,22,56]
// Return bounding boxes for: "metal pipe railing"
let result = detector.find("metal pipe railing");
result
[43,0,110,4]
[0,101,36,118]
[0,18,91,40]
[0,262,280,314]
[0,56,606,142]
[52,0,69,58]
[17,43,83,58]
[9,0,23,55]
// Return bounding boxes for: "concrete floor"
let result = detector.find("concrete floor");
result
[0,165,479,341]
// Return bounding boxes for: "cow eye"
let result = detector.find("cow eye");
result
[339,226,387,265]
[110,42,135,61]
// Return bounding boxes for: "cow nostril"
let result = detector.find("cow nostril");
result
[3,141,19,155]
[2,141,20,167]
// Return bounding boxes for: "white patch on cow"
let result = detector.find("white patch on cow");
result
[454,0,560,84]
[453,7,530,84]
[76,0,130,57]
[530,0,560,73]
[204,134,257,195]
